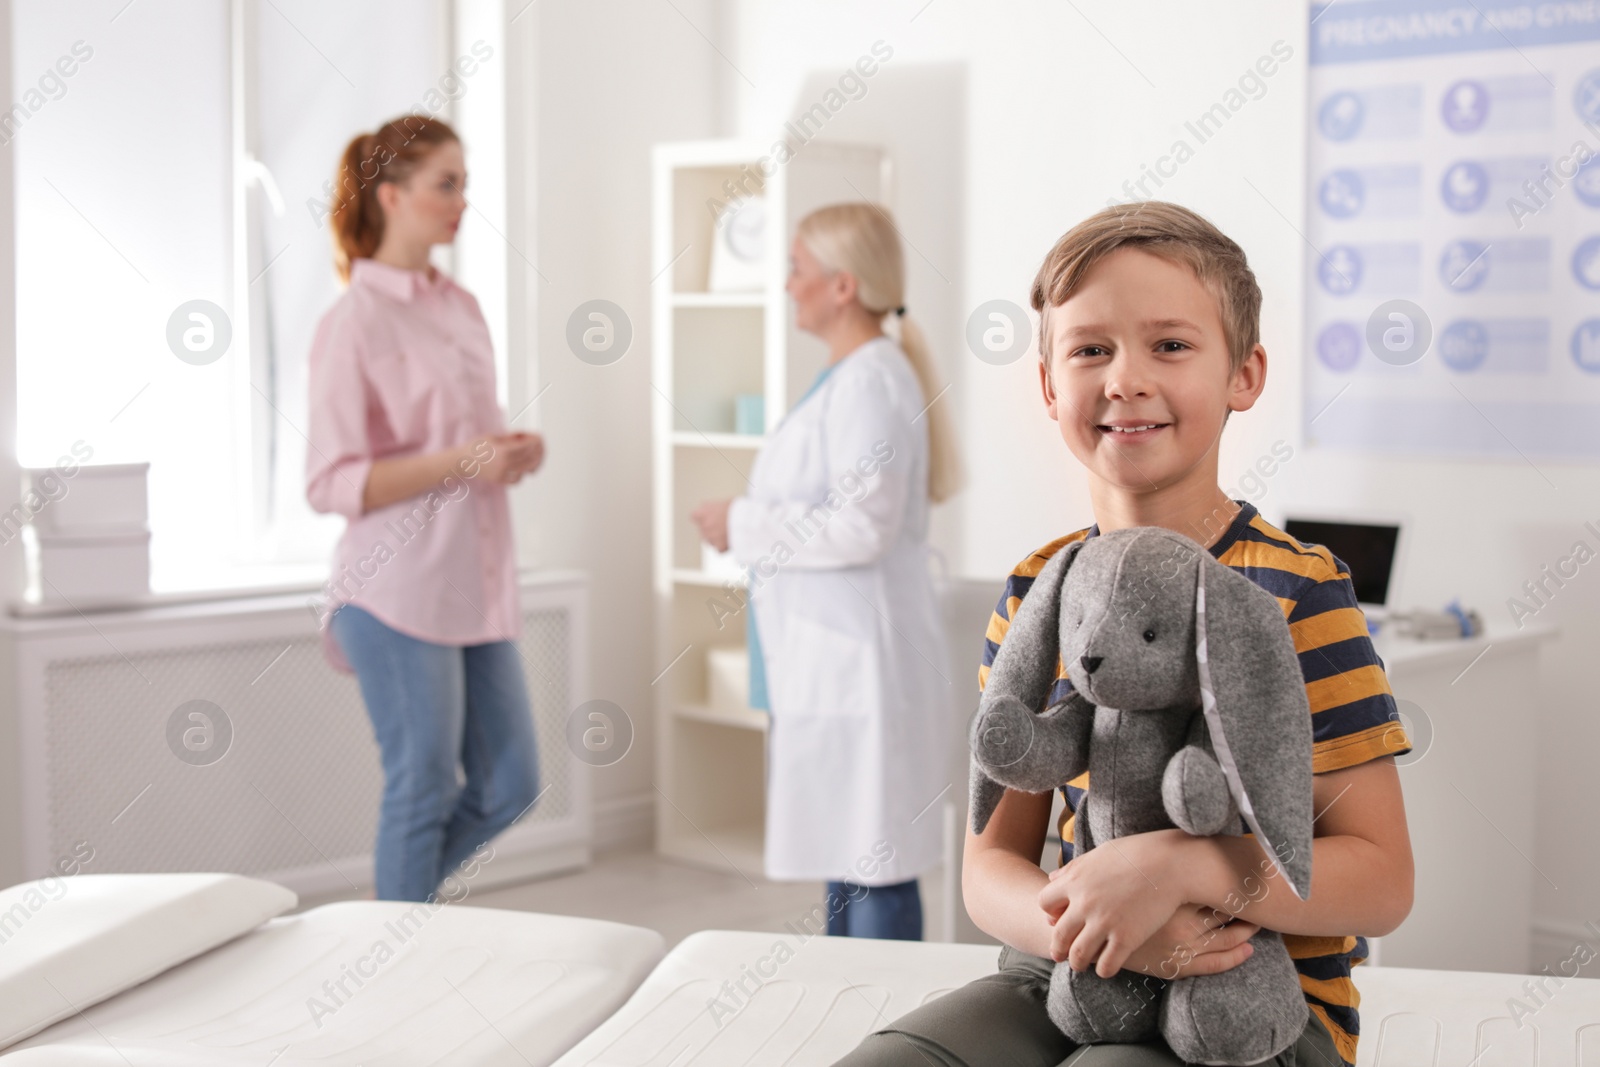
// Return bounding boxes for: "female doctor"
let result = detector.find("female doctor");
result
[690,202,963,940]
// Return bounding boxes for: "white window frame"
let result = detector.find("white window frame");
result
[218,0,530,586]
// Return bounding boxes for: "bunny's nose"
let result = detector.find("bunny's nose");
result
[1080,656,1103,674]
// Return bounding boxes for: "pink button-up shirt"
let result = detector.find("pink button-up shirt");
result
[306,257,520,673]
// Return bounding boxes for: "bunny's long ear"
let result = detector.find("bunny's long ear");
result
[968,539,1084,835]
[1193,559,1316,900]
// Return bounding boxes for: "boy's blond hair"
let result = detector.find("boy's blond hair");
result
[1030,202,1262,375]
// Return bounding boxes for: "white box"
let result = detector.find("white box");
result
[36,528,151,602]
[707,645,750,715]
[24,461,149,535]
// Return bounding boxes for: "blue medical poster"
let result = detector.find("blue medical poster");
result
[1305,1,1600,460]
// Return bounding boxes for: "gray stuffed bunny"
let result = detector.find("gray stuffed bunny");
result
[969,526,1314,1066]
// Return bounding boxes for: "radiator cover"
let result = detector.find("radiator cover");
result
[7,572,591,896]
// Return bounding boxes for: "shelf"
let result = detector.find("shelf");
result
[671,291,764,309]
[676,701,768,732]
[671,568,745,587]
[653,137,887,876]
[671,431,766,450]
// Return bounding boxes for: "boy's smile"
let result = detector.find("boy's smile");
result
[1038,247,1264,503]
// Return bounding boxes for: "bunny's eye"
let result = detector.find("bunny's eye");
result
[1142,629,1156,643]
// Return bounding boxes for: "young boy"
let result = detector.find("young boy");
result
[836,202,1415,1067]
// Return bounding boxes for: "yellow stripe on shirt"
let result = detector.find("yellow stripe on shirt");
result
[1313,722,1411,774]
[1305,663,1392,715]
[1290,607,1372,655]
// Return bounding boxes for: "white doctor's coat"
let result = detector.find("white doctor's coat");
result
[727,336,954,886]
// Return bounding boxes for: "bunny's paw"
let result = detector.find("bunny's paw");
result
[1162,745,1238,837]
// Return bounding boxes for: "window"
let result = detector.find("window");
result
[13,0,509,595]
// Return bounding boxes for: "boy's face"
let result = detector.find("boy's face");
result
[1037,247,1264,496]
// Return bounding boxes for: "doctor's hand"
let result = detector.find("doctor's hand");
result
[690,498,733,553]
[1040,828,1193,977]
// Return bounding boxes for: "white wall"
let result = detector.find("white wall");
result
[519,0,722,845]
[0,0,22,888]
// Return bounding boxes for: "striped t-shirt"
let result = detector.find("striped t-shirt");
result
[978,500,1411,1067]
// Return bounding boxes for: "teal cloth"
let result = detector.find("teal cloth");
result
[746,360,841,713]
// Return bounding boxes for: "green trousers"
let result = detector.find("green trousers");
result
[831,943,1342,1067]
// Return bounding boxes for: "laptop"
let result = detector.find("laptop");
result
[1282,515,1403,617]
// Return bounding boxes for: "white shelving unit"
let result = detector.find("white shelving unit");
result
[650,139,887,875]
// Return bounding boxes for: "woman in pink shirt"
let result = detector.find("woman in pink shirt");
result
[306,115,544,902]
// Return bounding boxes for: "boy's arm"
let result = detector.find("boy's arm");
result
[965,554,1073,959]
[1053,756,1413,977]
[963,787,1058,958]
[1174,559,1417,941]
[1180,755,1414,938]
[970,785,1266,974]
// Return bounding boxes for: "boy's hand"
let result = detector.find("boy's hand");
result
[1039,828,1195,978]
[1118,903,1258,979]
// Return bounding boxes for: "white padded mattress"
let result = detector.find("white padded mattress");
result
[1354,963,1600,1066]
[549,931,1600,1066]
[0,900,666,1066]
[551,930,1001,1066]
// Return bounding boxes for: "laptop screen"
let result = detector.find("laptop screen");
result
[1282,518,1401,606]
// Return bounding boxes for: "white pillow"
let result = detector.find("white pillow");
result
[0,872,296,1051]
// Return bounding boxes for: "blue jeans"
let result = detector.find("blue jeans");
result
[331,603,541,902]
[825,878,922,940]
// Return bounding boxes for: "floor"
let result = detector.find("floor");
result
[457,846,963,950]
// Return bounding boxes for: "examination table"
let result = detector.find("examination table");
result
[2,874,1595,1065]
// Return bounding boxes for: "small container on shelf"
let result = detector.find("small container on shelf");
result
[36,528,152,602]
[707,645,751,715]
[734,394,764,435]
[23,461,149,535]
[23,460,152,603]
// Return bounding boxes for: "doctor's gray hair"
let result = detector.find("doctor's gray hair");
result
[796,203,965,505]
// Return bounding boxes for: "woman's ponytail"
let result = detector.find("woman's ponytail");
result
[890,310,965,504]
